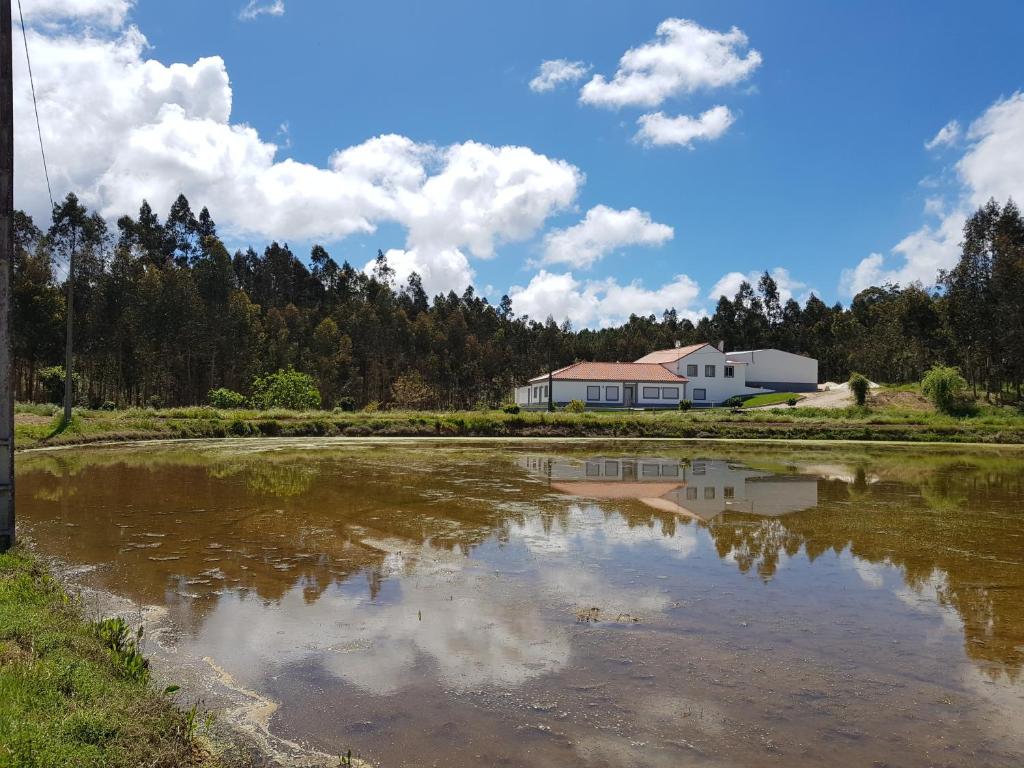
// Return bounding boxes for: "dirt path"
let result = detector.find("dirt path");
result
[746,387,854,410]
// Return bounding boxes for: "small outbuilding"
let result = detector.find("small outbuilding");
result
[725,348,819,392]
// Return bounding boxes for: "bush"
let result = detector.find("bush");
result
[678,400,693,411]
[207,387,247,409]
[502,403,521,414]
[99,400,117,411]
[849,372,869,406]
[922,364,969,415]
[147,394,162,409]
[723,396,744,408]
[787,397,798,407]
[250,369,321,411]
[335,396,357,412]
[564,399,586,413]
[362,400,380,413]
[38,365,80,405]
[391,371,436,409]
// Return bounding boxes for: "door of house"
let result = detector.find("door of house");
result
[623,384,635,407]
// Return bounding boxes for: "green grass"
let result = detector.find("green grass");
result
[12,398,1024,448]
[740,392,802,408]
[0,548,224,768]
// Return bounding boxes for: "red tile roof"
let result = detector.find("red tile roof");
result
[633,343,710,364]
[530,361,688,383]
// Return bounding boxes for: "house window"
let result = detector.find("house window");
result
[605,385,619,400]
[604,460,619,475]
[704,487,716,500]
[705,365,716,377]
[724,366,735,378]
[662,464,679,477]
[642,463,659,476]
[686,487,698,500]
[543,385,548,398]
[693,388,707,400]
[661,387,679,399]
[686,364,698,377]
[586,462,600,477]
[724,486,735,499]
[533,386,539,399]
[587,385,601,401]
[642,386,660,399]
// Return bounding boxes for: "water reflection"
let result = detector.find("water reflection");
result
[17,441,1024,767]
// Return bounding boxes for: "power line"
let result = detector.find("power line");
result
[15,0,54,212]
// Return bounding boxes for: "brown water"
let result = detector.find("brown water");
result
[18,439,1024,767]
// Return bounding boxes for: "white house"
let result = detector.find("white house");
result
[725,348,818,392]
[515,342,818,409]
[514,361,689,410]
[634,343,766,406]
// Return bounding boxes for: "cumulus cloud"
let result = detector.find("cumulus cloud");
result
[13,19,582,297]
[579,18,761,109]
[239,0,284,20]
[529,59,590,93]
[841,93,1024,296]
[708,267,810,303]
[18,0,134,27]
[541,205,673,269]
[508,270,703,327]
[635,105,734,148]
[924,119,961,151]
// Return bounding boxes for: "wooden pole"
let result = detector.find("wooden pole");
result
[0,0,16,551]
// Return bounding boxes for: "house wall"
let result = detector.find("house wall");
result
[727,349,818,391]
[665,347,766,405]
[518,379,687,409]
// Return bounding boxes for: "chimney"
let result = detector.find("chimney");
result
[674,340,681,349]
[717,340,725,352]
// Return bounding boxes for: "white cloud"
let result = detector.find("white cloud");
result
[924,119,961,151]
[708,267,809,303]
[635,105,734,148]
[239,0,284,20]
[541,205,673,269]
[508,270,703,328]
[842,92,1024,296]
[18,0,134,27]
[529,59,590,93]
[13,21,582,297]
[579,18,761,109]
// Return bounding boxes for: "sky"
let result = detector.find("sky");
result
[11,0,1024,327]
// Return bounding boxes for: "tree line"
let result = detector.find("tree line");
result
[12,192,1024,409]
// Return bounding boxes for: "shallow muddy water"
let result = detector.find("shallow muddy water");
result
[18,439,1024,767]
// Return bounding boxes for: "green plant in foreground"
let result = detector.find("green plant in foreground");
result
[207,387,247,409]
[250,369,321,410]
[849,372,870,406]
[922,364,969,414]
[564,399,586,413]
[94,617,150,683]
[678,399,693,411]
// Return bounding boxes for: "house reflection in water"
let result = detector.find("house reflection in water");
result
[520,456,818,522]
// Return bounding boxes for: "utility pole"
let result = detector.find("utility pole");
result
[1,0,16,552]
[62,227,73,424]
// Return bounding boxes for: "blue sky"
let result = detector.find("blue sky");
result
[13,0,1024,325]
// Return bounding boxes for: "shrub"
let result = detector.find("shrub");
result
[848,372,869,406]
[207,387,247,409]
[38,365,80,405]
[564,399,586,413]
[502,403,521,414]
[390,371,436,409]
[723,396,744,408]
[100,400,117,411]
[335,396,357,412]
[362,400,380,413]
[922,364,969,414]
[678,400,693,411]
[250,369,321,411]
[147,394,163,409]
[787,397,798,407]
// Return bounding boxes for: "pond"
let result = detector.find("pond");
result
[17,439,1024,767]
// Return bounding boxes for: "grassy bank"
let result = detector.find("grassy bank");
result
[0,548,223,768]
[14,400,1024,449]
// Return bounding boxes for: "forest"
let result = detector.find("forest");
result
[12,193,1024,410]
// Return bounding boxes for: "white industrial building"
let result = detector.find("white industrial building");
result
[726,349,819,392]
[514,342,818,409]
